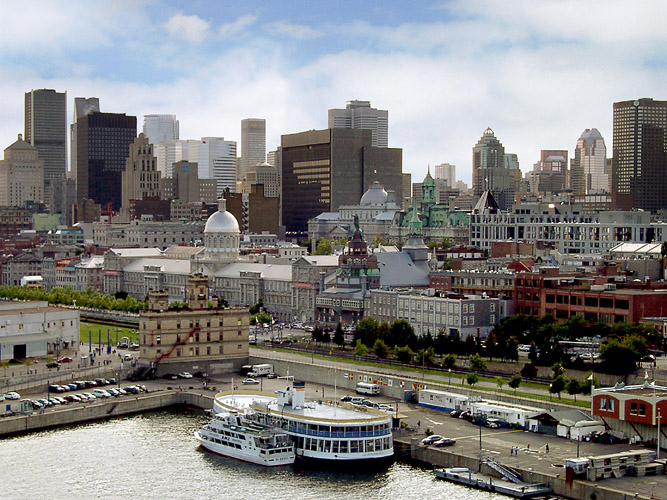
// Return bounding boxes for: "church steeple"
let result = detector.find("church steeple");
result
[408,198,422,236]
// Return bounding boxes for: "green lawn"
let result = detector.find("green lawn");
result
[80,321,139,346]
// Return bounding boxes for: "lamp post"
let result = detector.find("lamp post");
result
[448,368,452,385]
[658,409,662,460]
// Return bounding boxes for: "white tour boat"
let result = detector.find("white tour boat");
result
[212,381,394,467]
[195,409,295,466]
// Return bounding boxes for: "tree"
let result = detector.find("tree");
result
[441,237,450,250]
[249,298,264,315]
[468,353,487,371]
[551,361,565,379]
[581,372,598,395]
[354,339,368,357]
[442,353,457,370]
[550,375,566,399]
[599,335,645,375]
[495,377,505,390]
[333,322,345,347]
[417,347,435,366]
[566,378,581,401]
[395,345,414,364]
[520,363,538,380]
[385,319,417,350]
[427,240,438,250]
[354,317,379,347]
[372,234,388,247]
[313,238,332,255]
[509,374,522,395]
[373,339,390,358]
[466,371,479,387]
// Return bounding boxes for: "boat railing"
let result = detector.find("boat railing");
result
[287,426,390,438]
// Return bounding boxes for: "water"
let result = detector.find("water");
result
[0,409,508,500]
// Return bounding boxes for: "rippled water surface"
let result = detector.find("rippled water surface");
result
[0,409,508,500]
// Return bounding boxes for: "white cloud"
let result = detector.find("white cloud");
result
[266,21,320,40]
[219,14,258,37]
[164,14,210,43]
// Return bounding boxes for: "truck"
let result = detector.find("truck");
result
[247,364,274,377]
[356,382,380,396]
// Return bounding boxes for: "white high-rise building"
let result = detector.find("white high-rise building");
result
[143,114,179,145]
[156,139,200,179]
[328,100,388,148]
[434,163,456,187]
[239,118,266,181]
[200,138,237,196]
[573,128,608,194]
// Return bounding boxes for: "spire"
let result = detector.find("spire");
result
[408,198,422,236]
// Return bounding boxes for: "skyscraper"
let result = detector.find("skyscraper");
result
[76,112,137,210]
[280,128,402,234]
[0,134,44,207]
[433,163,456,187]
[572,129,607,195]
[70,97,100,182]
[472,127,518,211]
[328,100,388,148]
[120,134,162,220]
[200,138,237,197]
[239,118,266,181]
[612,98,667,212]
[143,114,179,145]
[24,89,66,208]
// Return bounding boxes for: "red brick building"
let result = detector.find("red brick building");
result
[515,269,667,324]
[593,383,667,430]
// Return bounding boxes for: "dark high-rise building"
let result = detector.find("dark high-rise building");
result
[24,89,67,209]
[280,128,402,234]
[612,98,667,212]
[472,127,518,211]
[76,112,136,211]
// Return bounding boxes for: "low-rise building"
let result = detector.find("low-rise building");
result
[139,274,249,376]
[368,289,513,338]
[0,300,79,359]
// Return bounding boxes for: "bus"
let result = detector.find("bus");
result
[356,382,380,396]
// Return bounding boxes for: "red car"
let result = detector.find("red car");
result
[433,438,456,447]
[57,356,73,363]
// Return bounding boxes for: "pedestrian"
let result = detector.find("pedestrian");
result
[546,444,549,453]
[527,444,530,450]
[417,420,421,429]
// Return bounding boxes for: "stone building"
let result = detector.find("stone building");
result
[139,274,249,376]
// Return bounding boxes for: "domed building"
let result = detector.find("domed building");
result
[308,181,400,245]
[204,197,240,262]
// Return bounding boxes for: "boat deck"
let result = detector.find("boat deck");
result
[435,468,552,498]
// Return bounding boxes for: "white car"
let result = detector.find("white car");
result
[242,378,259,385]
[91,389,111,398]
[178,372,193,379]
[5,392,20,400]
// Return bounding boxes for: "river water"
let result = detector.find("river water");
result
[0,409,508,500]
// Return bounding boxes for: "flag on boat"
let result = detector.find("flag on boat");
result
[293,381,305,391]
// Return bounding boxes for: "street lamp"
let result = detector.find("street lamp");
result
[448,368,452,385]
[658,409,662,460]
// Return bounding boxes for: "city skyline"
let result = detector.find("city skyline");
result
[2,1,667,184]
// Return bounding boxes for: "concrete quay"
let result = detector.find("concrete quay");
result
[0,390,214,437]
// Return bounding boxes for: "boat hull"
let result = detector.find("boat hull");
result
[195,431,295,467]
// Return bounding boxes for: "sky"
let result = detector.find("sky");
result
[2,0,667,185]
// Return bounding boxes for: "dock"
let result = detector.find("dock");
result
[435,467,552,498]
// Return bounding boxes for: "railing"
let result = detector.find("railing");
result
[287,425,391,438]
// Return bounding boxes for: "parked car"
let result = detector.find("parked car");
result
[108,378,117,385]
[48,384,64,393]
[46,362,60,369]
[57,356,73,363]
[83,393,97,400]
[433,438,456,447]
[486,418,502,429]
[421,435,444,445]
[76,394,89,401]
[340,396,353,402]
[91,389,111,398]
[107,388,120,397]
[267,373,278,379]
[378,404,395,412]
[124,386,140,394]
[178,372,193,379]
[67,383,78,391]
[5,392,20,400]
[450,410,462,418]
[30,400,44,409]
[53,396,67,404]
[242,378,259,385]
[64,394,81,402]
[47,398,61,406]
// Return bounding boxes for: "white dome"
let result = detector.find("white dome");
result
[360,181,388,205]
[204,198,240,234]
